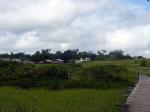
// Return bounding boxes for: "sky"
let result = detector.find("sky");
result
[0,0,150,57]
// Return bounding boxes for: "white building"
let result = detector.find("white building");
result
[85,58,91,61]
[75,58,84,64]
[75,58,91,64]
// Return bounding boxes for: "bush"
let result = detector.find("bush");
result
[0,61,70,88]
[36,65,69,80]
[85,65,128,81]
[15,65,36,88]
[0,61,130,89]
[141,60,147,67]
[0,61,19,86]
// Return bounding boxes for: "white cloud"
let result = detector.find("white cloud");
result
[107,24,150,57]
[0,0,107,31]
[0,0,150,57]
[15,31,42,49]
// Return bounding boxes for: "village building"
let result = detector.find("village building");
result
[37,61,45,64]
[53,59,64,64]
[75,58,91,64]
[44,59,53,63]
[85,58,91,61]
[75,58,84,64]
[23,60,34,64]
[11,59,22,63]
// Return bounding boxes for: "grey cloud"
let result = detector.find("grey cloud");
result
[0,0,150,57]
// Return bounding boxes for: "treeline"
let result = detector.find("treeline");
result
[0,61,131,89]
[0,49,132,63]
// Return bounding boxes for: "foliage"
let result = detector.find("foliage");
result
[0,87,125,112]
[109,50,131,60]
[0,49,133,63]
[0,60,131,89]
[0,61,69,88]
[73,64,130,87]
[141,60,147,67]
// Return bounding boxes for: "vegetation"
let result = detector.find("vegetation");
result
[0,87,125,112]
[0,58,146,89]
[0,54,148,112]
[0,49,132,63]
[0,60,133,89]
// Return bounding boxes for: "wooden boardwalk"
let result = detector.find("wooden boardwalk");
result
[125,75,150,112]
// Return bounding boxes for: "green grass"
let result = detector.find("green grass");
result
[82,59,139,68]
[34,59,150,84]
[0,87,125,112]
[1,59,149,112]
[81,59,150,83]
[82,60,144,82]
[34,59,143,84]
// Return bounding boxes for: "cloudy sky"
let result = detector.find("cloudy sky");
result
[0,0,150,57]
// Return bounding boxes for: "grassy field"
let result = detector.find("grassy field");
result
[0,87,125,112]
[82,59,150,82]
[34,59,150,78]
[82,59,150,73]
[1,59,150,112]
[35,59,141,83]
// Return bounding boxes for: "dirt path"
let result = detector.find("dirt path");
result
[125,75,150,112]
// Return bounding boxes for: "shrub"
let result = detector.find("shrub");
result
[15,65,36,88]
[86,65,128,81]
[141,60,147,67]
[0,61,130,89]
[36,65,69,80]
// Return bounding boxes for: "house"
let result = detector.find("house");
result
[11,59,21,63]
[44,59,53,63]
[53,59,64,64]
[75,58,91,64]
[85,58,91,61]
[23,60,34,64]
[75,58,84,64]
[68,60,73,63]
[37,61,45,64]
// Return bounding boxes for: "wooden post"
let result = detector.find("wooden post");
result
[138,72,140,82]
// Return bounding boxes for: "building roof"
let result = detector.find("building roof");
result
[56,59,64,62]
[45,59,53,63]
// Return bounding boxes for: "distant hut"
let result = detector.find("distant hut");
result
[75,58,90,64]
[23,60,34,64]
[11,59,21,63]
[44,59,53,64]
[37,61,45,64]
[53,59,64,64]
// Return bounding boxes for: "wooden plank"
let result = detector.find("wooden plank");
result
[125,75,150,112]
